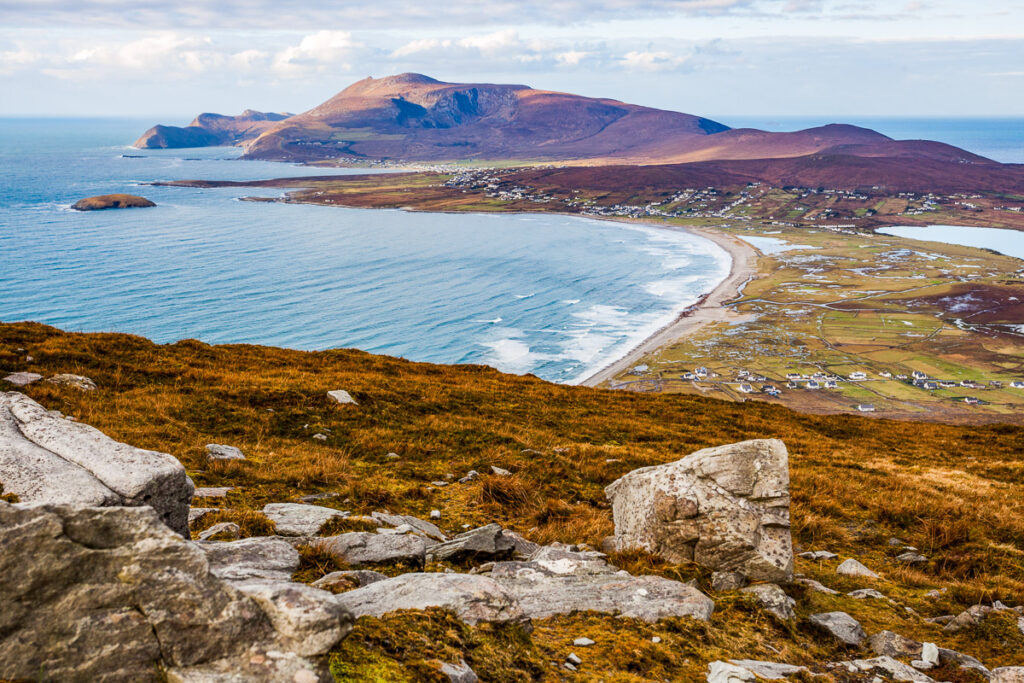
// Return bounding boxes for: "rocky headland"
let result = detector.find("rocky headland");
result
[71,193,156,211]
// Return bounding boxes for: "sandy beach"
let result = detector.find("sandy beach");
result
[580,224,760,387]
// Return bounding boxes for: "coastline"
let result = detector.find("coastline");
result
[578,223,759,388]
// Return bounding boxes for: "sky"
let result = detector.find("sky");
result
[1,0,1022,120]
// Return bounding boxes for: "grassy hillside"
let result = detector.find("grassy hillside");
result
[2,322,1022,680]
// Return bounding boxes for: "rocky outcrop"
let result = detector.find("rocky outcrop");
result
[0,392,193,536]
[0,502,351,682]
[71,194,156,211]
[605,439,793,583]
[134,110,290,149]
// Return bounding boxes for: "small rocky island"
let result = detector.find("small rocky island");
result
[71,194,156,211]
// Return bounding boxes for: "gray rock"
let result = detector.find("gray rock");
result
[327,390,357,405]
[231,579,352,657]
[193,486,234,499]
[335,572,525,625]
[794,577,839,595]
[943,604,992,633]
[46,373,97,391]
[992,667,1024,683]
[836,558,880,579]
[574,637,596,647]
[206,444,246,461]
[728,660,809,679]
[799,550,838,561]
[189,507,218,527]
[167,651,331,683]
[848,588,887,600]
[372,510,446,541]
[314,531,426,567]
[298,492,340,503]
[706,661,757,682]
[740,583,795,621]
[490,465,511,476]
[312,570,389,591]
[896,552,928,564]
[502,529,542,559]
[711,570,747,591]
[809,611,867,646]
[440,659,479,683]
[263,502,347,536]
[458,469,479,483]
[921,642,939,666]
[426,523,515,563]
[566,653,582,666]
[312,433,327,441]
[834,656,936,683]
[199,536,301,582]
[868,630,921,659]
[606,439,793,583]
[3,372,42,386]
[430,509,441,519]
[199,522,241,541]
[0,502,349,682]
[0,391,193,536]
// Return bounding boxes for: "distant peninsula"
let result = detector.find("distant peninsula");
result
[71,194,156,211]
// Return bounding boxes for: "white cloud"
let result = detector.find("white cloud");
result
[390,39,453,58]
[621,50,689,71]
[272,30,358,76]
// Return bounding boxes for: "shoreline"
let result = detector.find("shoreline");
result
[578,223,760,388]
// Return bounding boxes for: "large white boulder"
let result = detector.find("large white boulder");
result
[605,439,793,583]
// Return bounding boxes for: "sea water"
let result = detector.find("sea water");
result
[0,118,729,384]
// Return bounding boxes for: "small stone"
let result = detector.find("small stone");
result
[888,537,906,546]
[563,663,577,672]
[440,659,479,683]
[741,583,795,621]
[566,653,582,666]
[312,570,388,591]
[263,502,347,536]
[458,470,479,483]
[836,558,880,579]
[431,480,449,487]
[188,507,217,527]
[46,374,96,391]
[198,521,241,541]
[651,636,661,644]
[490,466,511,476]
[298,492,340,503]
[192,487,234,499]
[896,552,928,564]
[430,509,441,520]
[3,372,42,386]
[921,642,939,666]
[312,433,327,441]
[848,588,887,600]
[385,452,401,459]
[205,444,246,461]
[794,578,839,595]
[327,390,357,405]
[799,550,838,561]
[706,661,756,682]
[573,637,595,647]
[809,611,867,646]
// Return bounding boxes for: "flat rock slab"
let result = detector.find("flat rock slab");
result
[263,502,348,536]
[811,611,867,647]
[335,572,525,625]
[327,390,357,405]
[426,523,513,563]
[193,486,234,499]
[198,536,301,582]
[0,391,193,536]
[206,444,246,461]
[372,510,445,541]
[314,531,426,567]
[46,374,96,391]
[3,372,42,386]
[606,438,793,583]
[312,570,389,591]
[728,660,809,679]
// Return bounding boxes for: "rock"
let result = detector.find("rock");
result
[430,509,441,519]
[327,390,357,405]
[167,651,330,683]
[0,391,193,536]
[606,439,793,583]
[231,579,352,657]
[943,604,992,633]
[188,507,217,527]
[921,642,939,666]
[458,469,479,483]
[848,588,887,600]
[896,552,928,564]
[299,492,340,503]
[46,373,96,391]
[71,193,156,211]
[836,558,880,579]
[489,555,714,623]
[706,661,757,682]
[312,570,388,591]
[490,465,511,476]
[566,653,582,666]
[835,656,936,683]
[199,521,241,541]
[312,433,328,441]
[936,648,988,675]
[574,637,595,647]
[371,511,446,541]
[314,531,426,567]
[440,659,479,683]
[0,502,348,682]
[263,502,347,536]
[799,550,838,561]
[503,529,542,558]
[335,572,525,625]
[794,577,839,595]
[992,668,1024,683]
[193,486,234,499]
[198,536,301,582]
[740,583,795,621]
[206,444,246,461]
[729,660,810,679]
[426,523,515,563]
[711,570,748,591]
[2,372,42,386]
[868,631,921,659]
[809,611,867,646]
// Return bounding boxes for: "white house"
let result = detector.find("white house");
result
[849,372,867,381]
[857,404,876,412]
[738,383,754,393]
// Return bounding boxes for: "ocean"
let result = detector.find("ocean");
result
[0,117,729,384]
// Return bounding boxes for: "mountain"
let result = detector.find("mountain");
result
[134,109,291,149]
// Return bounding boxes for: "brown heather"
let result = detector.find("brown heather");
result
[2,321,1022,680]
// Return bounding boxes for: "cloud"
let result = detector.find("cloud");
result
[620,49,690,71]
[272,30,359,76]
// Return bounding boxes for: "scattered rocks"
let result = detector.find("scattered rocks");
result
[836,558,880,579]
[2,372,42,386]
[809,611,867,646]
[440,659,480,683]
[299,492,340,503]
[198,521,241,541]
[327,389,357,405]
[426,523,515,563]
[335,572,525,625]
[740,583,796,621]
[312,570,389,591]
[312,433,328,441]
[206,443,246,461]
[606,439,793,583]
[263,502,348,536]
[314,531,426,567]
[46,373,96,391]
[0,391,194,536]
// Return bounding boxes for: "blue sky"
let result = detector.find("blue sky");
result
[1,0,1022,118]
